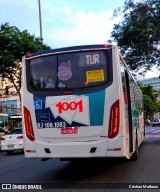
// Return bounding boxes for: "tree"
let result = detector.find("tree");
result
[0,23,51,105]
[140,85,158,119]
[109,0,160,74]
[157,100,160,113]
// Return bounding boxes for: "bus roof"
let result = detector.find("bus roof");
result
[25,44,113,59]
[9,114,22,119]
[0,113,8,117]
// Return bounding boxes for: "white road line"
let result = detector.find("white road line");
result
[145,135,160,138]
[145,129,156,132]
[152,130,160,133]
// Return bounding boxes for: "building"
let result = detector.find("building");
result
[140,76,160,93]
[139,76,160,118]
[0,77,21,116]
[0,94,20,115]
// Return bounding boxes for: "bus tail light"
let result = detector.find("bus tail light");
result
[103,44,111,48]
[108,100,120,139]
[0,137,5,141]
[24,106,35,141]
[17,136,23,139]
[26,53,33,57]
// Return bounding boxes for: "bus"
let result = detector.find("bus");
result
[22,44,144,161]
[7,114,22,130]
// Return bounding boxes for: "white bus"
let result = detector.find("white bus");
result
[8,114,22,129]
[22,44,144,161]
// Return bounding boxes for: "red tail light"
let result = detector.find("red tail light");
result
[26,53,33,57]
[0,137,5,141]
[108,100,120,139]
[103,44,111,48]
[17,136,23,139]
[24,106,35,141]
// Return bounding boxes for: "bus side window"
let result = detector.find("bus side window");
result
[120,63,128,104]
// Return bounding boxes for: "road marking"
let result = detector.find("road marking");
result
[152,130,160,133]
[145,134,160,138]
[145,129,156,132]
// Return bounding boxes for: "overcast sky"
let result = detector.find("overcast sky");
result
[0,0,159,78]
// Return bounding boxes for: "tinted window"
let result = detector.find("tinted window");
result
[30,56,57,89]
[7,128,22,135]
[29,51,108,90]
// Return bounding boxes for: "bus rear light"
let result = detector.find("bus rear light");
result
[26,53,33,57]
[0,137,5,141]
[24,106,35,141]
[63,91,73,95]
[114,148,121,151]
[108,100,120,139]
[26,150,36,153]
[108,148,121,151]
[103,44,111,48]
[17,136,23,139]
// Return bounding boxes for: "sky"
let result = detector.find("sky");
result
[0,0,159,79]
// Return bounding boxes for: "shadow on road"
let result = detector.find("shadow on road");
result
[54,157,129,181]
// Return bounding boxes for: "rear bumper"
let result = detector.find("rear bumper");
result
[25,138,108,158]
[24,137,126,159]
[1,144,23,151]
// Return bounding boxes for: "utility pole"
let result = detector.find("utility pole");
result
[38,0,43,43]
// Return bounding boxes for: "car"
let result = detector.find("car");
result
[0,128,23,154]
[150,118,160,127]
[0,126,7,150]
[145,119,150,126]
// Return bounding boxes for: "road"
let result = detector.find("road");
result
[0,126,160,191]
[145,125,160,137]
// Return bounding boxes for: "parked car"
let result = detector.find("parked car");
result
[150,118,160,127]
[0,126,7,150]
[0,128,23,154]
[145,119,150,126]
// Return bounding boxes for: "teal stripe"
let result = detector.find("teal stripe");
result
[86,89,105,126]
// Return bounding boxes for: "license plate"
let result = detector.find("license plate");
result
[8,144,14,148]
[61,127,78,134]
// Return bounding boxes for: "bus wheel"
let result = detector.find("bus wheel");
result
[130,137,138,161]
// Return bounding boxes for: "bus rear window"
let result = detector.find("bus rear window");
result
[29,51,109,90]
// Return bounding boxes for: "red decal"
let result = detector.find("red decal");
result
[56,100,83,114]
[61,127,78,134]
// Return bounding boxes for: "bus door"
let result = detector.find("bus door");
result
[121,61,133,154]
[124,70,133,153]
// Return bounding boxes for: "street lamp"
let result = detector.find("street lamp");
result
[38,0,43,43]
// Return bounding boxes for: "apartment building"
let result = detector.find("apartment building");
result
[139,76,160,118]
[139,76,160,98]
[0,77,20,116]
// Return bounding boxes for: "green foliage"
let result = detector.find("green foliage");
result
[109,0,160,73]
[157,100,160,112]
[0,23,51,102]
[140,85,159,118]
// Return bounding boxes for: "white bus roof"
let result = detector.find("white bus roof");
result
[0,113,8,117]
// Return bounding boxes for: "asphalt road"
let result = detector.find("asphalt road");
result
[0,126,160,191]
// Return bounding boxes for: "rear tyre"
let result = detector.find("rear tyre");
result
[7,151,14,155]
[130,137,138,161]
